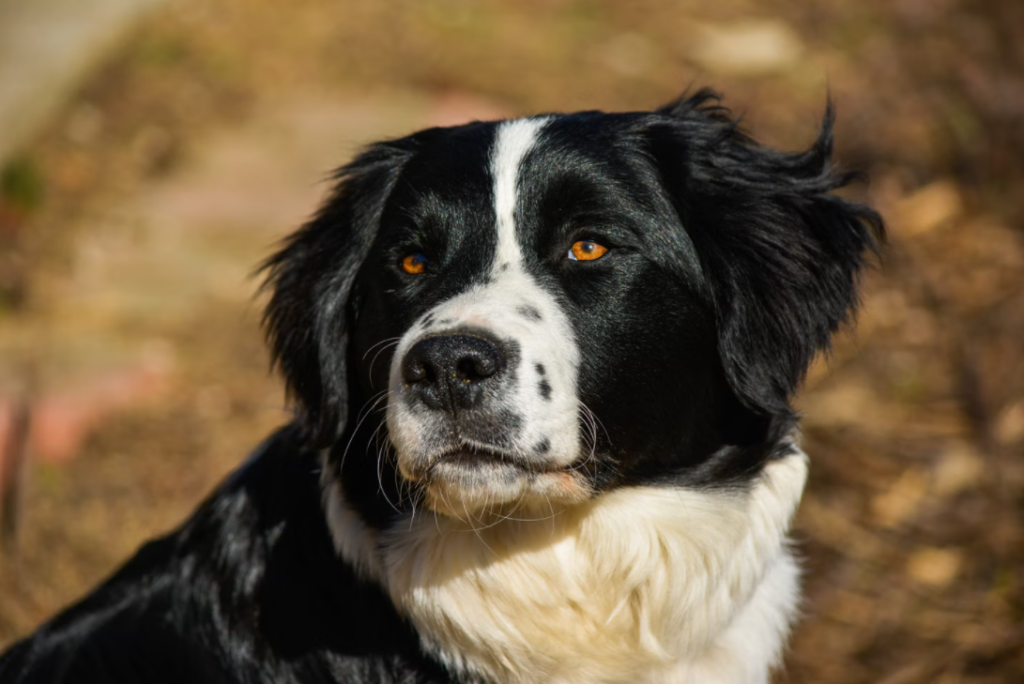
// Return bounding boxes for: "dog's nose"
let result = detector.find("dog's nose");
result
[401,334,506,412]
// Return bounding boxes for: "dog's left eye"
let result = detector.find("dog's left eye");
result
[567,240,608,262]
[400,253,429,275]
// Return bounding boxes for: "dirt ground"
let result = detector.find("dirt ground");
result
[1,1,1023,682]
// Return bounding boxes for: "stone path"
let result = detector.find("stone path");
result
[0,0,165,165]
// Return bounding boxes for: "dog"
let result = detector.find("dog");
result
[0,90,881,684]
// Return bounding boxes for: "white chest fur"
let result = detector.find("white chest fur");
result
[324,452,808,684]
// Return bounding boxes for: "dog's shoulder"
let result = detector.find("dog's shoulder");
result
[0,426,449,684]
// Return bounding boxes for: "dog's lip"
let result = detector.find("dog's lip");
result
[405,442,560,481]
[431,446,497,469]
[431,443,531,471]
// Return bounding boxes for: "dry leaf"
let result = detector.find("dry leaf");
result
[906,547,963,587]
[995,400,1024,445]
[932,443,984,497]
[894,181,962,236]
[873,468,929,528]
[690,21,803,75]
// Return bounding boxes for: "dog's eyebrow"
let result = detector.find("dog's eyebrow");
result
[543,208,661,254]
[559,209,642,234]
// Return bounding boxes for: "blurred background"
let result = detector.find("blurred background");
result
[0,0,1022,681]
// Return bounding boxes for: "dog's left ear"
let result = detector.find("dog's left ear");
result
[261,142,413,446]
[647,90,884,419]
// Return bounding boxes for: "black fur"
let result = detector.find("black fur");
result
[0,427,446,683]
[0,91,881,683]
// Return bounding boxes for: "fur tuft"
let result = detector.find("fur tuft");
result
[261,143,413,445]
[646,94,884,419]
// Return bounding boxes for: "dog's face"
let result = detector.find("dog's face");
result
[356,117,729,516]
[264,92,880,521]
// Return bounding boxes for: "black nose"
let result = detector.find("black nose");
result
[401,334,506,412]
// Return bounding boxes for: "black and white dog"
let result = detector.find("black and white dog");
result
[0,90,881,684]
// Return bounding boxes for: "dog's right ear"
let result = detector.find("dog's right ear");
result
[261,142,413,447]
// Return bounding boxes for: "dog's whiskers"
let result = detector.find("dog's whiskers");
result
[376,434,405,515]
[368,339,402,382]
[337,389,391,475]
[361,336,402,361]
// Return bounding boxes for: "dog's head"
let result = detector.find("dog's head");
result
[263,91,881,520]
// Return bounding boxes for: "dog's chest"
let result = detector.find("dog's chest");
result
[329,453,808,684]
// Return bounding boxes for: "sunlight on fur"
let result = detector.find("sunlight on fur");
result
[325,450,808,684]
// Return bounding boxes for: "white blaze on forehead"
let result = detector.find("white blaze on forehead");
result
[490,117,549,270]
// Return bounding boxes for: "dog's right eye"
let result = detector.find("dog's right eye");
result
[400,253,428,275]
[568,240,609,262]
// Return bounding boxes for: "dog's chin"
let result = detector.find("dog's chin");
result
[399,448,592,519]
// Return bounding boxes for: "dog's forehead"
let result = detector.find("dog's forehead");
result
[403,113,634,186]
[385,113,645,236]
[396,121,498,192]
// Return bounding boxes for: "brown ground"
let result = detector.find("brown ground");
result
[1,1,1023,682]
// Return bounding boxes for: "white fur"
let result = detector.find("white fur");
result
[491,117,547,267]
[324,449,808,684]
[321,451,384,581]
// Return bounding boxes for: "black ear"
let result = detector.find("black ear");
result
[649,90,884,418]
[261,143,412,446]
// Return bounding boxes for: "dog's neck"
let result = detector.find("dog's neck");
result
[322,450,807,684]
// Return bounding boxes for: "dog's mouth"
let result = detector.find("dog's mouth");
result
[397,442,592,517]
[428,443,547,475]
[399,442,549,484]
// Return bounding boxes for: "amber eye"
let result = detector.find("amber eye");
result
[568,240,608,262]
[401,253,428,275]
